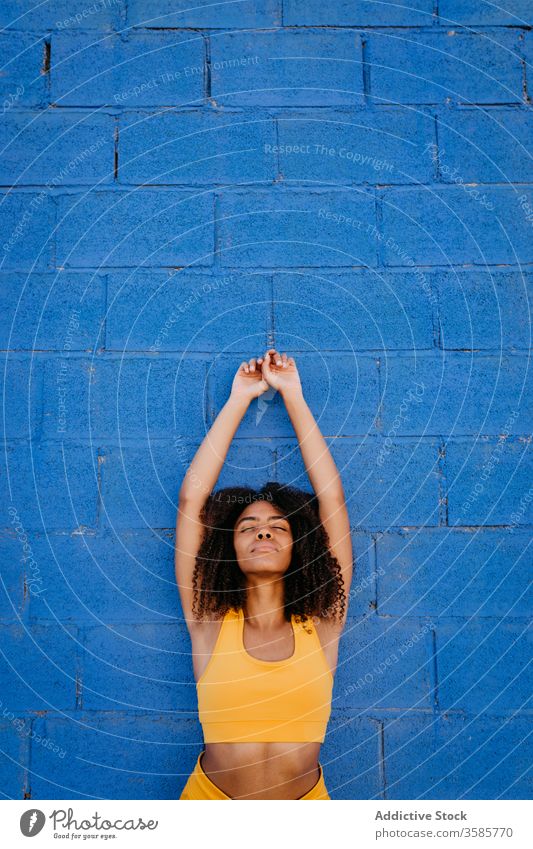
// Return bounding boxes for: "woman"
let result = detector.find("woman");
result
[176,349,353,799]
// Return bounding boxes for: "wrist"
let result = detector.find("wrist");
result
[280,386,305,406]
[227,392,252,412]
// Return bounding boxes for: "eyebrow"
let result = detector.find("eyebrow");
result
[235,515,289,527]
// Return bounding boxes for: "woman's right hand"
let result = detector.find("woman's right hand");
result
[230,356,270,402]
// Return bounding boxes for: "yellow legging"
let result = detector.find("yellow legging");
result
[180,751,330,800]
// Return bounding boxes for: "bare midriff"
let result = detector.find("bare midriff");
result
[201,741,322,800]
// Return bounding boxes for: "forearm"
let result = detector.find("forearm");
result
[282,390,344,499]
[179,394,250,502]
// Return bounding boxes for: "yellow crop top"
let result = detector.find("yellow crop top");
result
[196,607,334,743]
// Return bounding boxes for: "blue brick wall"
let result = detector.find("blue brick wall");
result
[0,0,531,802]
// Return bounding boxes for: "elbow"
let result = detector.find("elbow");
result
[178,487,198,507]
[178,480,210,507]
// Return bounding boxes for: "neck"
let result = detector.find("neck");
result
[243,577,287,629]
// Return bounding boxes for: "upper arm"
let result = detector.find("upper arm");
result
[318,490,353,627]
[175,495,206,631]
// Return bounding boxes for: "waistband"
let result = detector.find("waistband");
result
[180,750,330,800]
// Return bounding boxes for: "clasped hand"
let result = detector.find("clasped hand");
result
[231,348,303,402]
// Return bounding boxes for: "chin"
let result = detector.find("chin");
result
[240,554,287,573]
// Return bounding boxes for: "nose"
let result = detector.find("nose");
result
[256,528,272,540]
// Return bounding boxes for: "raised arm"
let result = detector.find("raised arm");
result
[261,349,353,622]
[176,356,269,629]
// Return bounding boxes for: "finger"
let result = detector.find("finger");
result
[281,352,288,369]
[261,354,274,379]
[257,356,263,365]
[239,360,250,374]
[268,348,282,366]
[249,358,257,372]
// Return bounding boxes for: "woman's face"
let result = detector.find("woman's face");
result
[233,499,293,576]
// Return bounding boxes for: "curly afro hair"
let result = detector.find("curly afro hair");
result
[191,481,347,625]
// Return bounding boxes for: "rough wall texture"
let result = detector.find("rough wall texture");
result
[0,0,532,800]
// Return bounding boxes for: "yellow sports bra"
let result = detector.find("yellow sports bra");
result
[196,607,334,743]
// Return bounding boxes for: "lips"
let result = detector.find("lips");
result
[251,542,277,553]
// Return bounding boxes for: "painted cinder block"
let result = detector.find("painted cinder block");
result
[439,0,533,26]
[366,31,523,105]
[0,719,29,799]
[446,438,533,526]
[210,353,379,438]
[0,0,121,29]
[0,191,55,270]
[379,353,531,436]
[41,356,208,440]
[52,31,205,107]
[273,271,436,351]
[99,442,186,530]
[322,715,382,800]
[100,441,276,529]
[436,109,533,184]
[384,713,533,799]
[0,624,78,710]
[381,187,533,265]
[436,619,532,712]
[276,108,435,184]
[205,442,278,491]
[0,355,42,438]
[377,528,533,617]
[284,0,433,26]
[55,189,214,268]
[80,622,196,711]
[334,616,433,708]
[0,32,47,107]
[0,112,115,186]
[27,529,178,624]
[210,30,364,107]
[0,534,26,623]
[0,272,106,352]
[524,33,533,94]
[31,714,202,799]
[433,269,533,351]
[275,438,442,528]
[119,110,277,185]
[218,189,378,267]
[2,0,531,801]
[106,271,271,353]
[343,532,375,618]
[0,442,99,532]
[128,0,281,28]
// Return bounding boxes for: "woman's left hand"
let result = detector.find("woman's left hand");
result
[261,349,303,396]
